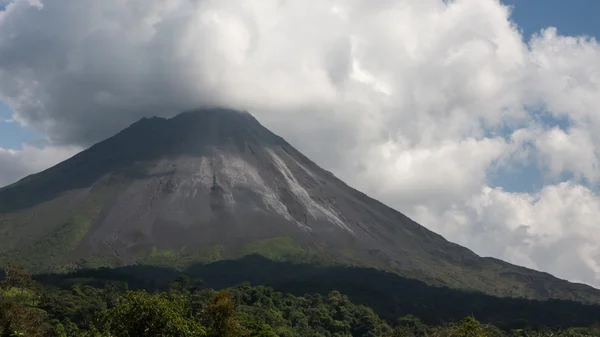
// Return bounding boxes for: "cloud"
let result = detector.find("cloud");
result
[411,183,600,286]
[0,0,600,286]
[0,144,80,187]
[535,127,599,184]
[0,0,529,147]
[348,136,514,209]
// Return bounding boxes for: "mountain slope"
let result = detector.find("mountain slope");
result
[1,108,599,303]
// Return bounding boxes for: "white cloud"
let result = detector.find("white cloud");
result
[0,0,600,287]
[535,127,599,183]
[524,27,600,184]
[409,183,600,286]
[527,28,600,124]
[0,0,531,148]
[0,144,80,187]
[347,136,513,209]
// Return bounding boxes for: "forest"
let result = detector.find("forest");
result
[1,261,600,337]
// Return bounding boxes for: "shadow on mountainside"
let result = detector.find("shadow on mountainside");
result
[0,109,285,213]
[33,255,600,331]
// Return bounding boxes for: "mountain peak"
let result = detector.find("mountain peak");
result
[120,108,285,154]
[1,108,600,305]
[0,108,283,211]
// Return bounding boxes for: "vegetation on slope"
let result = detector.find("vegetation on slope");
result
[1,262,599,337]
[135,237,333,270]
[0,176,128,273]
[34,255,600,331]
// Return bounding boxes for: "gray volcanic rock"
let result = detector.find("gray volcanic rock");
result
[1,108,600,304]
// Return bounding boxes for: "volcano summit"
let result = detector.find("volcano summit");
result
[1,108,599,303]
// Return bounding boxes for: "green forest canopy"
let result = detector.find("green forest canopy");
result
[1,263,599,337]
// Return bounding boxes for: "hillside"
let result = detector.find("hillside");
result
[0,108,599,304]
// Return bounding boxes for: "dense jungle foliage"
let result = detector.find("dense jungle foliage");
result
[1,263,599,337]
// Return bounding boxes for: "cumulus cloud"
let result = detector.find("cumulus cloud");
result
[535,127,599,183]
[0,144,80,186]
[0,0,530,148]
[412,183,600,286]
[0,0,600,286]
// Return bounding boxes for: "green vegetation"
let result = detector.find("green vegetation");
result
[1,263,599,337]
[139,246,226,270]
[237,237,307,260]
[31,256,600,332]
[0,179,126,273]
[234,237,336,265]
[136,237,335,271]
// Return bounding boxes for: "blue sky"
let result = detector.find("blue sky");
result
[503,0,599,39]
[492,0,599,193]
[0,101,41,149]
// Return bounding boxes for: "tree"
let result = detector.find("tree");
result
[170,275,192,294]
[203,291,247,337]
[96,290,206,337]
[1,264,36,302]
[454,316,490,337]
[0,264,48,337]
[0,300,48,337]
[394,315,428,337]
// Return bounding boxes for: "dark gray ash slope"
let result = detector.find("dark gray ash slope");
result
[1,108,599,304]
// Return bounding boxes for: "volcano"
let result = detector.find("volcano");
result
[1,108,599,303]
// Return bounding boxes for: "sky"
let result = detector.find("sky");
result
[0,0,599,287]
